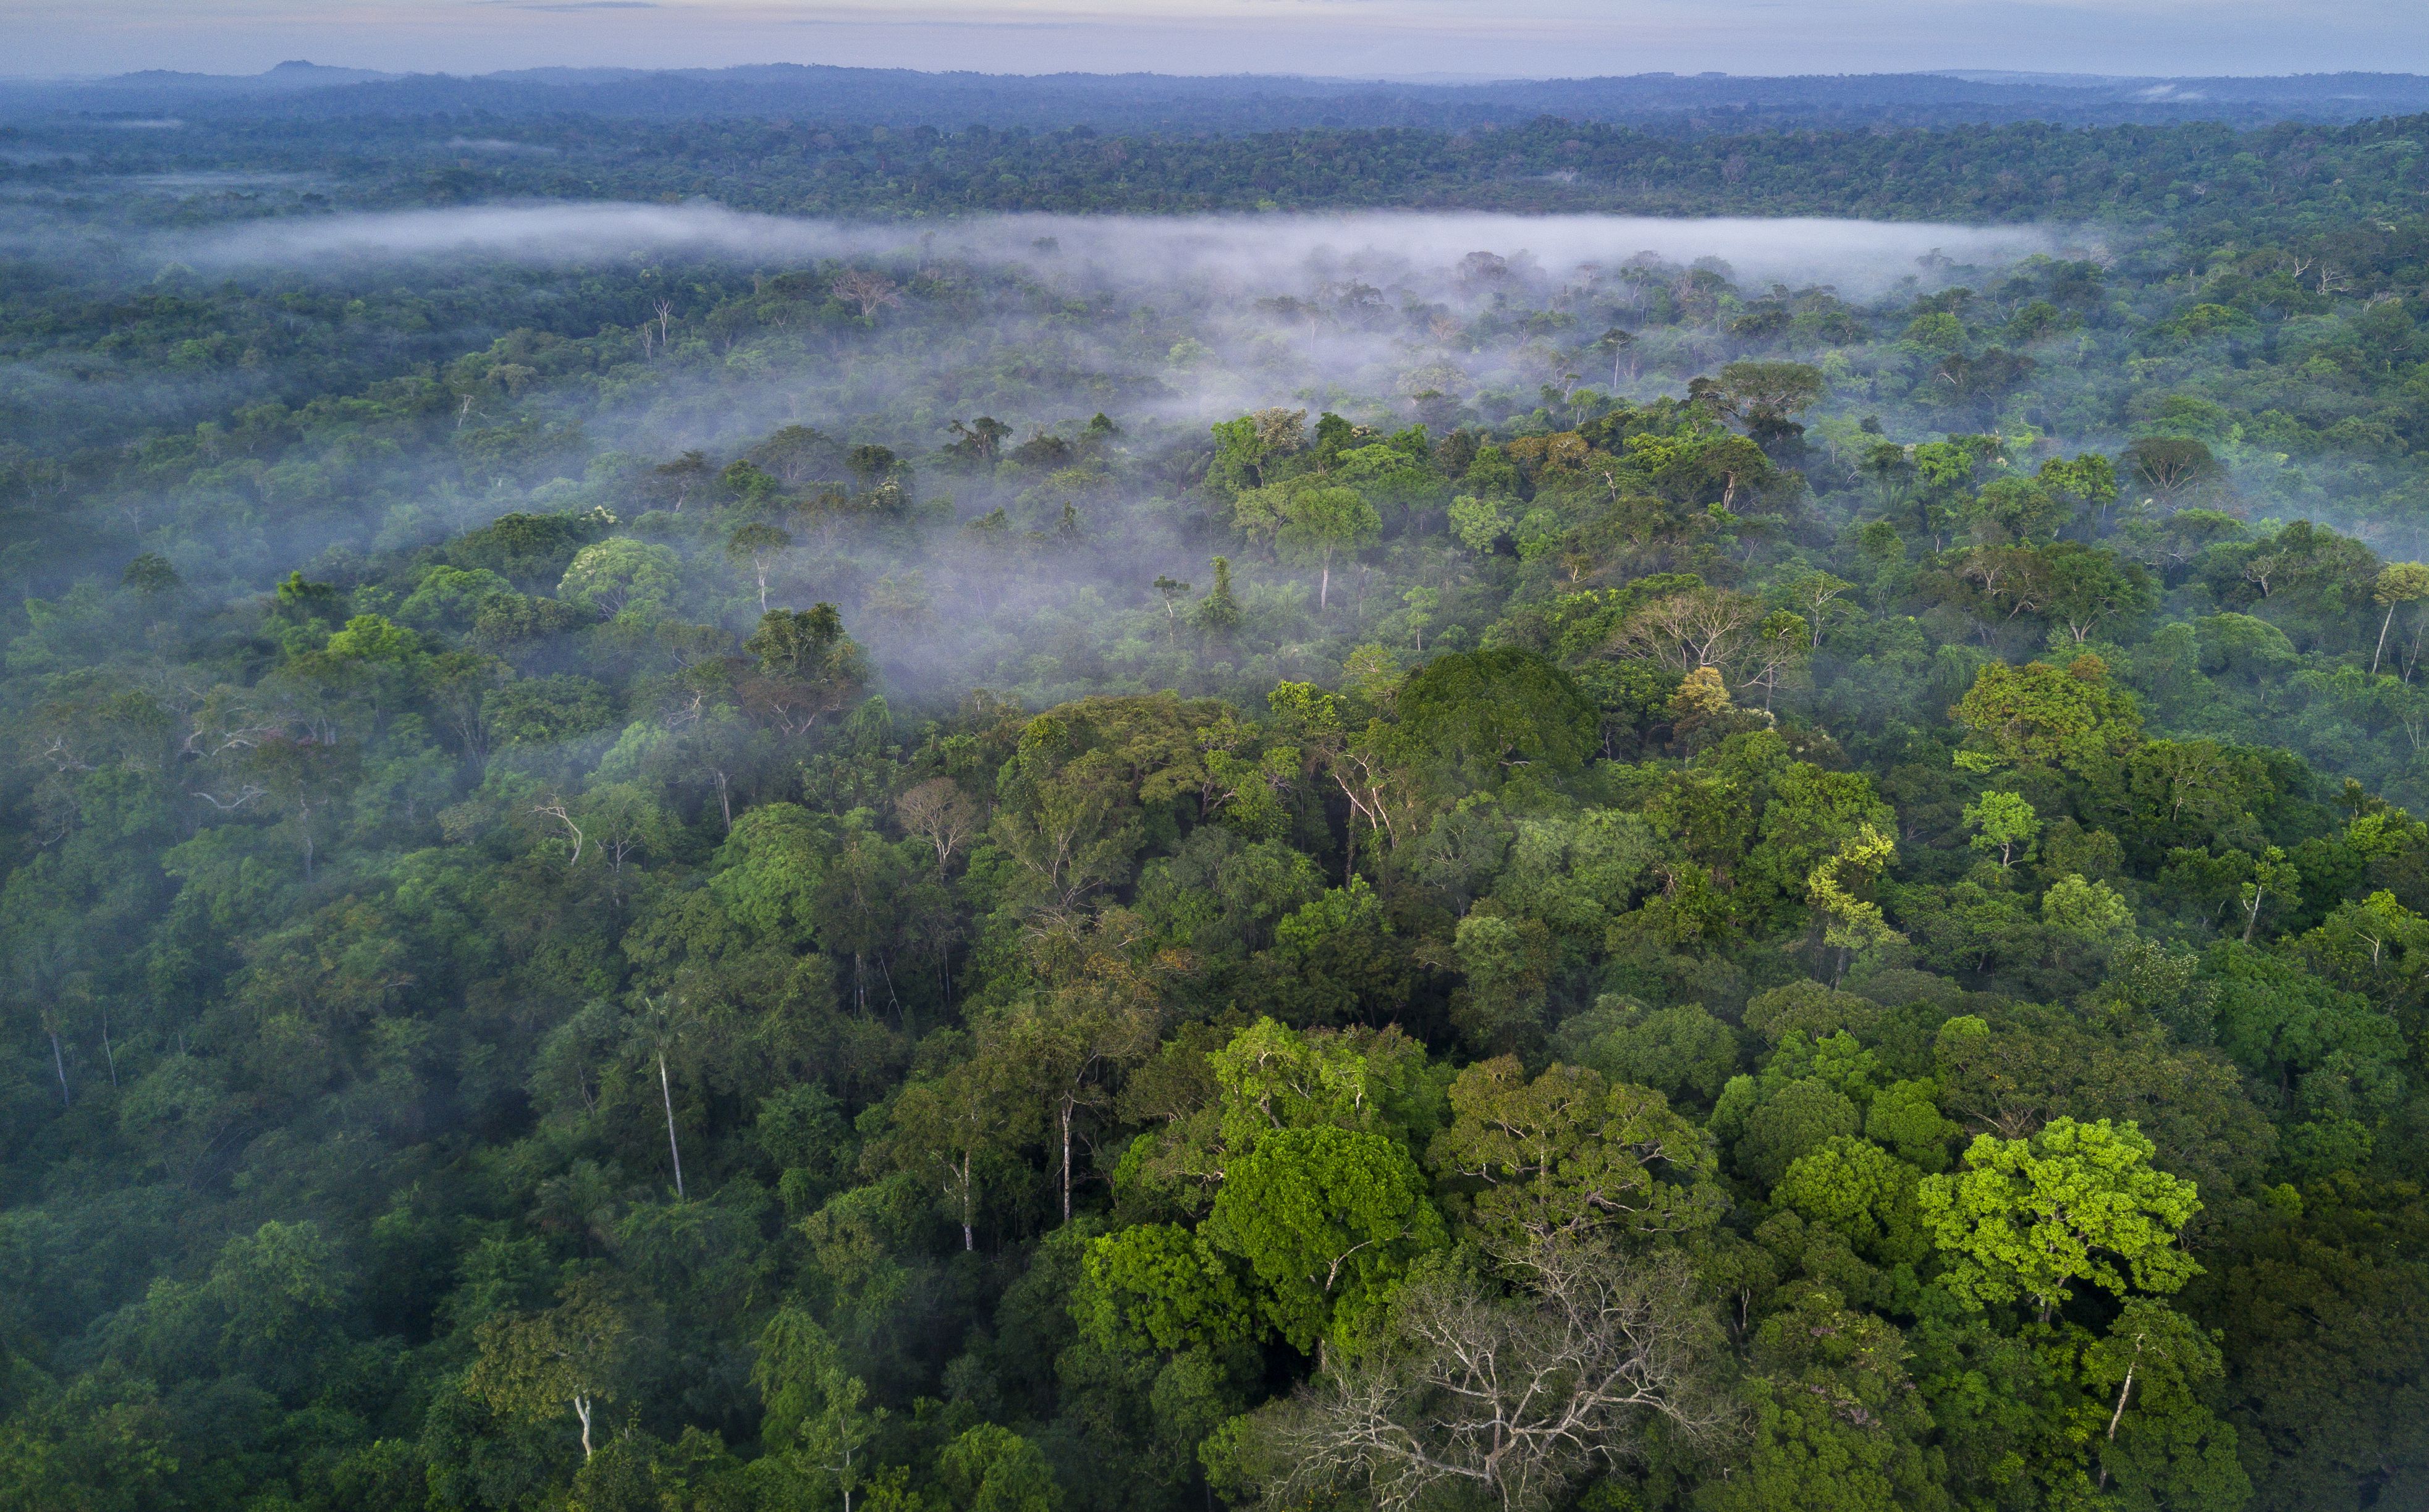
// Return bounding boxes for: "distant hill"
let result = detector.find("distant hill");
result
[5,61,2428,133]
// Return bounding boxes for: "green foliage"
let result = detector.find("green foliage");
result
[9,91,2429,1512]
[1429,1056,1723,1247]
[1920,1118,2202,1317]
[1076,1224,1258,1356]
[1705,1286,1949,1512]
[1398,647,1599,791]
[1203,1125,1444,1351]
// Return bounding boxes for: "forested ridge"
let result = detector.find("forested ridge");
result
[15,64,2429,134]
[11,108,2429,224]
[1,100,2427,1512]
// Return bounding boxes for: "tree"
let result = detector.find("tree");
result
[1197,556,1241,635]
[1275,485,1381,613]
[1079,1223,1261,1357]
[885,1047,1023,1249]
[631,995,691,1199]
[1427,1057,1723,1248]
[751,422,840,483]
[1207,408,1306,496]
[937,1424,1062,1512]
[1775,1136,1932,1266]
[830,268,902,319]
[1706,1283,1945,1512]
[999,950,1159,1222]
[1593,326,1636,387]
[0,1362,178,1512]
[1864,441,1916,513]
[2040,541,2155,644]
[1950,656,2143,774]
[1236,1248,1730,1512]
[1744,610,1811,711]
[1151,573,1192,640]
[465,1276,635,1461]
[1807,824,1902,982]
[1964,790,2039,869]
[559,538,680,620]
[2370,563,2429,675]
[1450,494,1513,554]
[2238,845,2299,944]
[1203,1124,1443,1351]
[742,604,869,736]
[573,783,678,882]
[651,450,712,509]
[1397,648,1599,793]
[120,552,179,596]
[754,1307,883,1512]
[895,777,979,874]
[1609,586,1765,677]
[2120,436,2224,505]
[2038,452,2121,535]
[948,415,1013,465]
[1712,360,1827,438]
[1775,568,1854,649]
[2079,1298,2250,1507]
[1919,1117,2201,1323]
[725,522,792,614]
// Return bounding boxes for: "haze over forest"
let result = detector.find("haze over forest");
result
[2,44,2428,1512]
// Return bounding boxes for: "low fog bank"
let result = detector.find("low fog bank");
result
[180,204,2064,300]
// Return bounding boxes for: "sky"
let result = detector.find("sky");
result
[7,0,2427,82]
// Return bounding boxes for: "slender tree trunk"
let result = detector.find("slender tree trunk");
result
[1060,1098,1075,1223]
[960,1152,974,1251]
[2375,602,2397,675]
[575,1393,594,1460]
[48,1030,69,1107]
[2106,1352,2142,1440]
[659,1051,686,1199]
[100,1005,116,1087]
[1319,557,1330,613]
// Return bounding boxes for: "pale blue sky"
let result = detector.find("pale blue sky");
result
[10,0,2425,81]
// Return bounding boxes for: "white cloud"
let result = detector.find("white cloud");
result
[181,203,2058,298]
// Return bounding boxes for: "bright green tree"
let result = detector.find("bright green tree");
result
[1203,1125,1443,1351]
[1078,1224,1260,1356]
[1919,1118,2201,1322]
[1951,656,2143,774]
[1963,790,2039,869]
[1274,484,1381,613]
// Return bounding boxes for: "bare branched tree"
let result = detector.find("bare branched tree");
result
[830,269,903,319]
[1242,1246,1735,1512]
[896,777,980,874]
[1607,588,1764,675]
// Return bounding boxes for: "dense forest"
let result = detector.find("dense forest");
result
[15,64,2429,135]
[1,89,2427,1512]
